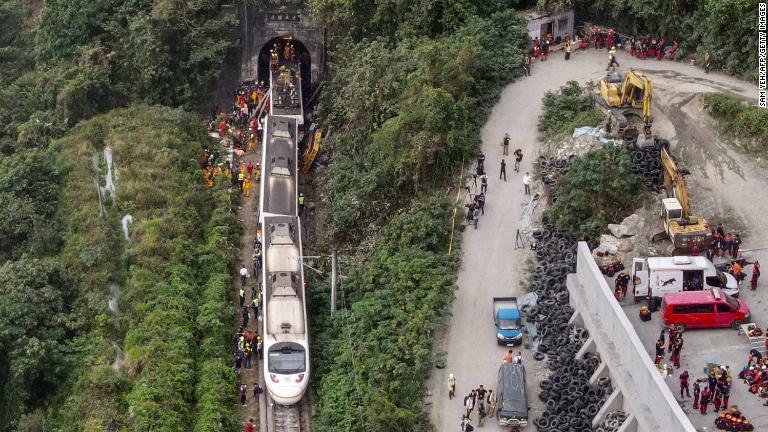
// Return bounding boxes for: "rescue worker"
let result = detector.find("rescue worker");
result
[239,265,248,287]
[514,149,523,172]
[668,327,677,353]
[680,370,690,398]
[703,52,711,73]
[523,55,531,76]
[487,389,497,417]
[655,339,665,365]
[752,261,761,290]
[239,287,245,307]
[240,384,248,406]
[541,39,549,61]
[564,40,572,60]
[256,335,263,360]
[730,261,744,283]
[712,384,722,412]
[699,387,711,415]
[238,170,245,192]
[448,374,456,399]
[731,233,741,258]
[243,176,252,197]
[298,192,305,216]
[693,379,701,409]
[607,46,620,71]
[671,339,682,368]
[720,382,730,409]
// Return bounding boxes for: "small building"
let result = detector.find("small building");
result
[525,9,574,42]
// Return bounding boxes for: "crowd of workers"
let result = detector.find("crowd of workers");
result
[526,26,682,75]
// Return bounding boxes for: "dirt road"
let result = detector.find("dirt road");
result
[427,47,763,431]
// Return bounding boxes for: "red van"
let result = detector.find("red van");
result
[661,288,751,333]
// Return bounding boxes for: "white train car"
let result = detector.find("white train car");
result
[261,216,309,404]
[259,111,309,405]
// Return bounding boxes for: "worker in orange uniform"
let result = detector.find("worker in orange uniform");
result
[243,176,252,197]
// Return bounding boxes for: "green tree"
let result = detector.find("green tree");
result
[548,146,643,239]
[0,258,68,430]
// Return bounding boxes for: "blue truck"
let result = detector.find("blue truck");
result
[494,297,524,346]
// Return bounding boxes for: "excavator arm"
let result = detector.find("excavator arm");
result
[660,147,691,218]
[620,71,652,136]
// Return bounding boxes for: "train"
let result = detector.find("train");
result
[258,64,310,405]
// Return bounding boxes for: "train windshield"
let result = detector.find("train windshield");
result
[268,343,306,374]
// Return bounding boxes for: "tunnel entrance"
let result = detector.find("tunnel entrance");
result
[258,36,311,97]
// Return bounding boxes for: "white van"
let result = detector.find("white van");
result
[631,256,739,301]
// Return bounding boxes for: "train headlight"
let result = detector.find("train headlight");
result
[270,374,279,383]
[296,373,305,383]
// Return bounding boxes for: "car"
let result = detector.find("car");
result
[494,297,524,346]
[497,362,529,428]
[661,288,751,333]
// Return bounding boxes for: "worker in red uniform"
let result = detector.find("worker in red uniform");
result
[699,387,711,414]
[692,380,701,409]
[752,262,761,290]
[219,119,229,139]
[679,370,690,398]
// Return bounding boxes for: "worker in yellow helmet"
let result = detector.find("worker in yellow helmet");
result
[238,171,245,192]
[243,176,252,197]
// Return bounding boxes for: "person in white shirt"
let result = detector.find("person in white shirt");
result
[239,265,249,287]
[513,352,523,364]
[522,172,532,195]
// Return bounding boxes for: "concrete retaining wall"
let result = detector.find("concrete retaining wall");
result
[568,242,695,432]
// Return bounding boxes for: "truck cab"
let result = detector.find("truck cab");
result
[494,297,523,346]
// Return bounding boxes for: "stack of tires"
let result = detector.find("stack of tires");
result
[529,217,610,431]
[538,156,576,202]
[628,138,669,192]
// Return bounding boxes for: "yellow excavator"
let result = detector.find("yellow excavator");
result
[597,70,652,144]
[651,147,712,251]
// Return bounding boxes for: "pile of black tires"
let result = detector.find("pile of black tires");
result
[528,218,611,431]
[538,156,576,202]
[628,138,670,192]
[593,409,628,432]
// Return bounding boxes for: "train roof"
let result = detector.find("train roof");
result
[262,117,297,216]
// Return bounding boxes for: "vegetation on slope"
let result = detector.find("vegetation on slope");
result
[701,92,768,149]
[538,81,603,140]
[309,2,530,431]
[0,0,241,426]
[547,146,643,239]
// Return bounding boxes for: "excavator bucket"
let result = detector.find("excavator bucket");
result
[651,231,670,243]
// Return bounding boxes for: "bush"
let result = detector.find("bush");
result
[547,146,643,239]
[701,92,768,147]
[538,81,603,140]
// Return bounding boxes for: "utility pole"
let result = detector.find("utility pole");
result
[331,250,337,312]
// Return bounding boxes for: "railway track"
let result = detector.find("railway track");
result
[271,400,306,432]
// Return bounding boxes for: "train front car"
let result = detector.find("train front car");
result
[261,217,310,405]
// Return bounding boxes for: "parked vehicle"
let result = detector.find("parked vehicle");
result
[661,288,751,333]
[493,297,524,346]
[497,362,528,428]
[631,256,739,302]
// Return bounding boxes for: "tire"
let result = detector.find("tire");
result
[731,320,743,330]
[674,323,686,334]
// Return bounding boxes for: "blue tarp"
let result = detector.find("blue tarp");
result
[572,126,620,146]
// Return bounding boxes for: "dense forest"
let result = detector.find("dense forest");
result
[0,0,240,430]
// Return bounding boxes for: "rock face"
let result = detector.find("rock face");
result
[608,223,632,238]
[620,214,645,236]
